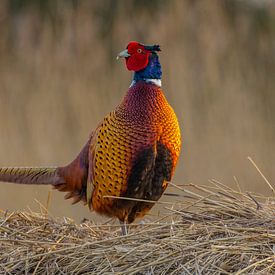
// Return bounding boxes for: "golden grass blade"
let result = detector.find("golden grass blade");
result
[248,156,275,195]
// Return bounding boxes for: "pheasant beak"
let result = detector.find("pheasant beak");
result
[116,49,130,60]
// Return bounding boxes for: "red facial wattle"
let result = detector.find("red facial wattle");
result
[125,42,150,72]
[125,54,150,71]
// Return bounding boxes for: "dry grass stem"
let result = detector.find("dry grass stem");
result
[248,156,275,195]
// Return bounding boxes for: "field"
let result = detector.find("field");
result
[0,0,275,220]
[0,1,275,273]
[1,178,274,274]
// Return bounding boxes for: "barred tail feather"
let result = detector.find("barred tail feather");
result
[0,137,91,205]
[0,167,65,185]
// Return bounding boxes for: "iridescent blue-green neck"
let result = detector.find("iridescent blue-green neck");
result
[133,53,162,83]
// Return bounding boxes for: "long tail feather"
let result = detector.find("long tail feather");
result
[0,167,64,185]
[0,137,91,205]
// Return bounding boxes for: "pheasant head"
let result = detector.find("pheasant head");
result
[117,41,162,85]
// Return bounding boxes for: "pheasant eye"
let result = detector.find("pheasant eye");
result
[137,48,142,53]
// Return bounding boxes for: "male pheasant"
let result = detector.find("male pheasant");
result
[0,42,181,234]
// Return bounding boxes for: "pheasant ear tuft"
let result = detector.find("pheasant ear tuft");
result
[144,45,161,52]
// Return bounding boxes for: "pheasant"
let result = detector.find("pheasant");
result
[0,41,181,235]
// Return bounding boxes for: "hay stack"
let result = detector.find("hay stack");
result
[0,180,274,274]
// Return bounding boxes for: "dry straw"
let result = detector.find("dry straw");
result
[0,163,274,274]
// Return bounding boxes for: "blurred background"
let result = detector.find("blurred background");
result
[0,0,274,222]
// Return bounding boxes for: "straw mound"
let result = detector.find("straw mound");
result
[0,181,274,274]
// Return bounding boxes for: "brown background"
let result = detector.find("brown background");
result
[0,0,274,222]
